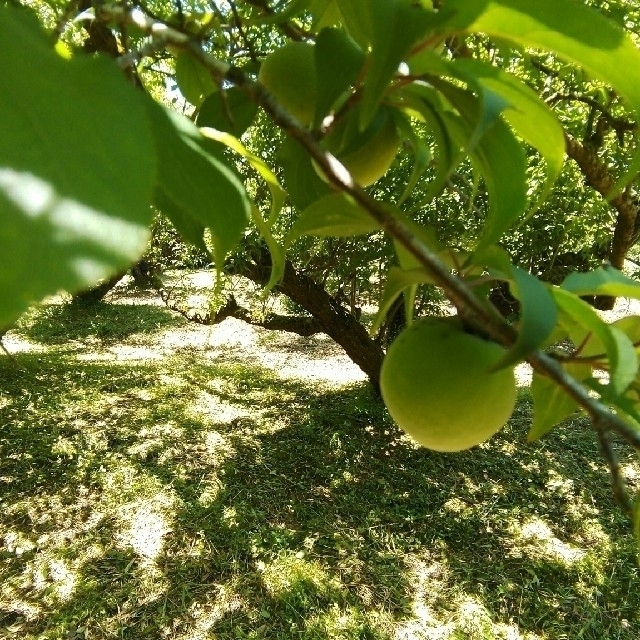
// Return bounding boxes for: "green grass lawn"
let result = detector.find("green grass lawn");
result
[1,299,639,639]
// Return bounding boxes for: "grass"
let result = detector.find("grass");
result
[1,298,639,639]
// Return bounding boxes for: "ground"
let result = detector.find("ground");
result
[1,274,639,640]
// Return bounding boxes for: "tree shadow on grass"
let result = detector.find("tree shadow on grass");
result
[17,301,183,345]
[1,354,639,639]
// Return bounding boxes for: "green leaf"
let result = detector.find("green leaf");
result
[154,188,208,253]
[444,0,640,191]
[393,224,443,271]
[553,288,636,396]
[361,0,439,128]
[452,58,565,212]
[529,363,590,441]
[494,267,558,368]
[393,110,432,206]
[286,192,379,244]
[201,127,286,227]
[561,265,640,299]
[574,315,640,359]
[143,98,250,269]
[397,83,460,208]
[390,223,450,328]
[314,27,365,128]
[610,326,640,394]
[278,137,332,210]
[612,316,640,353]
[197,87,258,137]
[370,266,435,335]
[0,6,155,327]
[309,0,342,29]
[440,96,527,250]
[197,129,285,289]
[174,50,218,107]
[250,205,286,295]
[335,0,373,48]
[431,75,511,154]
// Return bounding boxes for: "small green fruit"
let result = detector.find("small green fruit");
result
[380,317,516,452]
[315,106,400,186]
[258,42,317,126]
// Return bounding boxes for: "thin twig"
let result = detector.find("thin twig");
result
[594,419,633,516]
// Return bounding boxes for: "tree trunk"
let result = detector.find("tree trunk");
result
[71,270,127,305]
[564,133,639,310]
[233,246,385,390]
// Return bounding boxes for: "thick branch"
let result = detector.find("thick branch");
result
[161,290,325,336]
[231,247,385,387]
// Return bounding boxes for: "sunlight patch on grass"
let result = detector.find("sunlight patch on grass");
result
[0,332,49,354]
[3,301,640,639]
[0,587,42,621]
[188,390,251,426]
[261,552,342,599]
[452,597,542,640]
[176,580,245,640]
[4,530,36,556]
[442,497,470,514]
[622,461,640,485]
[40,559,76,602]
[304,605,391,640]
[127,422,185,460]
[201,430,235,468]
[116,501,173,560]
[395,557,450,638]
[510,516,586,565]
[76,345,165,361]
[222,506,240,527]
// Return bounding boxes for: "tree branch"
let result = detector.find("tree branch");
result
[160,289,325,336]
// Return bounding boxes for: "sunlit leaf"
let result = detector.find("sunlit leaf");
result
[250,205,286,295]
[0,7,154,326]
[553,288,636,397]
[201,127,286,227]
[452,58,565,212]
[444,0,640,191]
[561,265,640,299]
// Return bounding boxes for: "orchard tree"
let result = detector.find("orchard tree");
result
[4,0,640,539]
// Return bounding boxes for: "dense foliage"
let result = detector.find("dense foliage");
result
[3,0,640,539]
